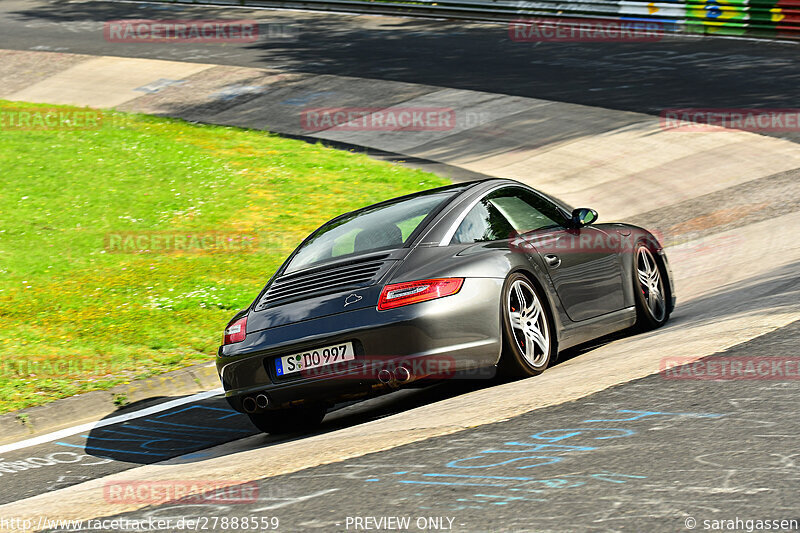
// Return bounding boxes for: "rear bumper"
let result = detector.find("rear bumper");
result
[216,278,503,412]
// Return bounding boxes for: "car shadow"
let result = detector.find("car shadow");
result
[79,378,491,465]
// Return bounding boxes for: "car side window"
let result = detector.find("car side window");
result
[489,187,566,234]
[451,198,516,244]
[451,187,568,245]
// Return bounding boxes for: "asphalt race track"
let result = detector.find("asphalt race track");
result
[0,1,799,532]
[44,321,800,532]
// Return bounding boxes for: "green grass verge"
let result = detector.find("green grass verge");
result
[0,101,448,413]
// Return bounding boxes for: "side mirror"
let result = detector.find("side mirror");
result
[572,208,598,227]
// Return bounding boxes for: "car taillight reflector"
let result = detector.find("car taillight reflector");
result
[378,278,463,310]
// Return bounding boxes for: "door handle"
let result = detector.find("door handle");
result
[544,254,561,268]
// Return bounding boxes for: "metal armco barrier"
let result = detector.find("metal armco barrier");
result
[121,0,800,39]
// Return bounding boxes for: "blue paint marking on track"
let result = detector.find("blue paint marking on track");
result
[377,408,726,510]
[399,480,509,487]
[50,398,257,463]
[55,442,168,456]
[419,473,535,481]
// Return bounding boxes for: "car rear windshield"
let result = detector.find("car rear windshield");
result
[284,191,454,273]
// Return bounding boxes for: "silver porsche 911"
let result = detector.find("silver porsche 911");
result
[218,178,675,433]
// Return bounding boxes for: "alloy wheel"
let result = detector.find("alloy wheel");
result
[507,278,550,368]
[636,247,667,322]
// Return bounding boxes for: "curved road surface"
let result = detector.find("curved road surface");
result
[0,1,798,532]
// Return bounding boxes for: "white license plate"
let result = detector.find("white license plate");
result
[275,341,355,377]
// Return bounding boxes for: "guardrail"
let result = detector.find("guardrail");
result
[121,0,800,39]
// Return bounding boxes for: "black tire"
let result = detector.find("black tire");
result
[632,242,671,331]
[247,404,326,435]
[498,272,556,378]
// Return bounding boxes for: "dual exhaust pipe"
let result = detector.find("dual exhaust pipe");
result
[242,393,269,413]
[243,366,414,412]
[378,366,414,387]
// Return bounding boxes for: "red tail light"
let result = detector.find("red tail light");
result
[378,278,464,310]
[223,316,247,345]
